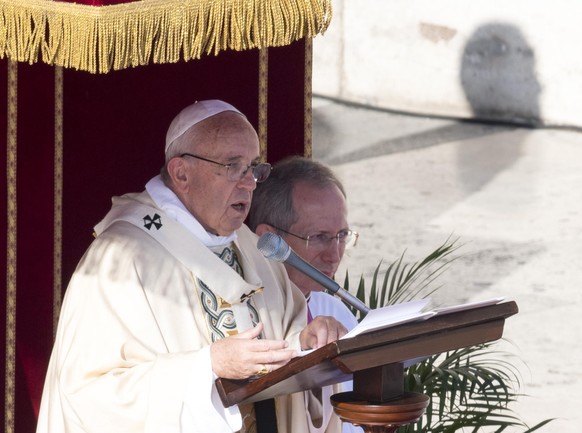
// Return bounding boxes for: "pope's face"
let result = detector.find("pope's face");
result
[283,181,349,295]
[178,113,260,236]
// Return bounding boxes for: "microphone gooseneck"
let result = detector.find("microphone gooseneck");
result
[257,232,369,316]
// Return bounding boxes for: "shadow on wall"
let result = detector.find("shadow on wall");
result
[461,22,541,126]
[457,23,541,194]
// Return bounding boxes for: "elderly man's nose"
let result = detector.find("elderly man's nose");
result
[238,169,257,190]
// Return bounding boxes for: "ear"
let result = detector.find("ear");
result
[166,157,189,193]
[255,223,278,237]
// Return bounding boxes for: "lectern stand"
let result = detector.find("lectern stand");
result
[216,301,518,432]
[331,391,429,433]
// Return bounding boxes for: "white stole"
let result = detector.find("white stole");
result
[94,194,263,333]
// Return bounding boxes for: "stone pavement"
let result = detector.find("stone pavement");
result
[312,96,582,432]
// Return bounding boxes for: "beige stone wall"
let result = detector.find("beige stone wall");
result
[313,0,582,128]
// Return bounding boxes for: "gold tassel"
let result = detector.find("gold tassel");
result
[0,0,332,74]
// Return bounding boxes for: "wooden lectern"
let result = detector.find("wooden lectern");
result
[216,301,518,432]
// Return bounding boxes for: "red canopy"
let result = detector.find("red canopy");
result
[1,1,332,431]
[1,0,331,73]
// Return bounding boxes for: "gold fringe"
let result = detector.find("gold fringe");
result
[0,0,332,74]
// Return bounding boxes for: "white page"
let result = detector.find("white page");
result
[342,298,432,339]
[432,297,505,315]
[297,297,506,356]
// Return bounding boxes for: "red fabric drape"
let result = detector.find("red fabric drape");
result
[267,41,308,163]
[2,40,307,433]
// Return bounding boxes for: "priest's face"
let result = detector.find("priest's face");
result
[283,182,349,296]
[177,112,260,236]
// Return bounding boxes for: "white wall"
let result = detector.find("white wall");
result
[313,0,582,128]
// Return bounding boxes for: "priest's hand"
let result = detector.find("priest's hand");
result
[210,322,297,379]
[299,315,348,350]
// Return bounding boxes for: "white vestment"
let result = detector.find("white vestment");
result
[307,292,364,433]
[36,189,320,433]
[308,291,358,332]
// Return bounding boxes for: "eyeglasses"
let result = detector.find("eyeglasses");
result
[180,153,272,183]
[272,226,359,250]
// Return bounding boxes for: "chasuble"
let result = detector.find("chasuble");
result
[36,190,338,432]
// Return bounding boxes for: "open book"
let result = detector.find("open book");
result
[345,296,505,339]
[300,296,505,356]
[343,298,434,339]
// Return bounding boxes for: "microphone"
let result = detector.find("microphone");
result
[257,232,370,316]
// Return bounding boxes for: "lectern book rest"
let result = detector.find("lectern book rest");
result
[216,299,518,407]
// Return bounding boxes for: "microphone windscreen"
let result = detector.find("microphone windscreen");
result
[257,233,289,262]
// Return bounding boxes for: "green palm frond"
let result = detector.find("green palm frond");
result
[344,235,461,319]
[342,237,553,432]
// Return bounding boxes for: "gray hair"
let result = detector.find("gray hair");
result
[160,128,197,184]
[248,156,346,231]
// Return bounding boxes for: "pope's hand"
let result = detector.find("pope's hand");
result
[210,322,297,379]
[299,315,348,350]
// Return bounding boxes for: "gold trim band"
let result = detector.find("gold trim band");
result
[53,66,63,334]
[304,37,313,158]
[258,48,268,161]
[5,59,17,433]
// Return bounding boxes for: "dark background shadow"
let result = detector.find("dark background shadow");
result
[461,23,541,126]
[457,22,541,193]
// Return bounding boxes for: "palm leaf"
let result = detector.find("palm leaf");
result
[341,237,553,432]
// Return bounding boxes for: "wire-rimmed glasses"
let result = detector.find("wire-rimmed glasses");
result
[180,153,272,182]
[272,226,359,250]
